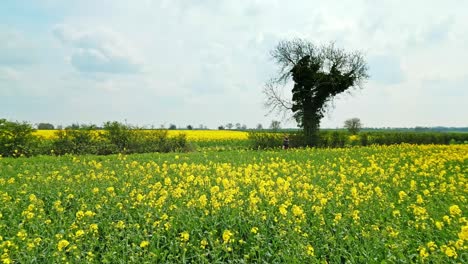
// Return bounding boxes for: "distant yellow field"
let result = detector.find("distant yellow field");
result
[33,130,249,141]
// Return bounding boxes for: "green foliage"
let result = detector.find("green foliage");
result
[360,132,369,146]
[0,119,37,157]
[248,131,306,149]
[103,121,134,151]
[52,126,109,155]
[45,122,191,156]
[248,132,283,149]
[249,130,468,150]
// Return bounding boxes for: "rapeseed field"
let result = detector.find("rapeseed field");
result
[0,145,466,263]
[33,130,248,142]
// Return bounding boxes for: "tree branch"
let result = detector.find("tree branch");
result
[262,81,293,120]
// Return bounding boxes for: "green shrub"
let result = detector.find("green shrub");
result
[360,133,369,146]
[103,121,134,152]
[0,119,37,157]
[248,132,283,149]
[288,132,307,148]
[130,130,189,153]
[329,131,346,147]
[51,126,100,155]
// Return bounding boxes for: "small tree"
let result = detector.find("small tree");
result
[235,123,241,130]
[270,120,281,131]
[344,118,362,134]
[218,125,225,130]
[0,119,36,157]
[37,123,55,130]
[226,123,234,130]
[169,124,177,130]
[187,125,193,130]
[241,124,247,130]
[102,121,133,151]
[256,123,263,130]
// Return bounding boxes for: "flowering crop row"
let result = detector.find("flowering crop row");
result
[33,130,249,142]
[0,145,467,262]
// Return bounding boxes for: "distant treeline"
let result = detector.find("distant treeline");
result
[32,121,468,133]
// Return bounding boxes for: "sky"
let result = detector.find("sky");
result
[1,0,467,129]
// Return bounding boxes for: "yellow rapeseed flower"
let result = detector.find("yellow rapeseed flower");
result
[200,239,208,249]
[140,240,149,248]
[250,227,258,234]
[442,245,457,258]
[334,213,342,224]
[279,204,288,216]
[180,231,190,242]
[427,241,437,251]
[419,247,429,259]
[89,223,99,233]
[449,205,462,216]
[306,244,315,256]
[57,239,70,251]
[17,230,27,240]
[458,225,468,241]
[222,230,233,244]
[75,230,85,238]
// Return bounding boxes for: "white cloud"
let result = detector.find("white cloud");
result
[53,25,142,74]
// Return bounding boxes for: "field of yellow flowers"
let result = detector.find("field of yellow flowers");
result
[0,144,467,263]
[33,129,249,142]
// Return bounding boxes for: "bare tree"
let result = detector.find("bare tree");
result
[270,120,281,131]
[344,118,362,134]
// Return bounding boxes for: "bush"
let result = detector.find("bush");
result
[103,121,134,152]
[48,122,190,156]
[51,126,101,155]
[288,132,307,148]
[248,132,283,149]
[130,130,189,153]
[360,133,369,146]
[0,119,37,157]
[329,131,347,148]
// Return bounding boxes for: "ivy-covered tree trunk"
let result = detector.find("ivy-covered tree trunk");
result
[302,108,321,146]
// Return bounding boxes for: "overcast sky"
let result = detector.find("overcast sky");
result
[1,0,467,128]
